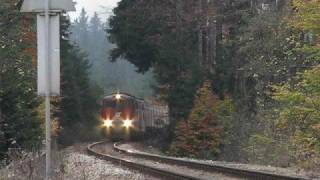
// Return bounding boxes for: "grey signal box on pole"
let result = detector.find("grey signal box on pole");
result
[21,0,75,96]
[37,14,60,96]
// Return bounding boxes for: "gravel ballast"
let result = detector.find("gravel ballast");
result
[92,142,240,180]
[61,152,147,180]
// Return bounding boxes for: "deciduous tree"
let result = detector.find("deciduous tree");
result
[170,81,223,158]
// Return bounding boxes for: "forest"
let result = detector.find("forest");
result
[0,0,319,176]
[108,0,320,171]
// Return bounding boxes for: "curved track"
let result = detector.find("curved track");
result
[87,141,309,180]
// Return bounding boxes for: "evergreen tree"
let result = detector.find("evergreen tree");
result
[89,12,104,44]
[55,15,100,146]
[0,0,42,157]
[108,0,204,143]
[73,8,89,49]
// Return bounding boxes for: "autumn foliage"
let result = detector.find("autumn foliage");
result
[291,0,320,36]
[273,65,320,170]
[170,81,223,158]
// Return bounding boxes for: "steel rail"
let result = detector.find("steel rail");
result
[88,141,202,180]
[113,143,310,180]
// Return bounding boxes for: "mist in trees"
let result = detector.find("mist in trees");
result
[70,9,154,98]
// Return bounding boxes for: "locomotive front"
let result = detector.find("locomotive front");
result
[101,93,141,140]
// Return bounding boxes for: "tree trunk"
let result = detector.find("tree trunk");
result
[198,0,203,66]
[208,17,216,73]
[176,0,183,36]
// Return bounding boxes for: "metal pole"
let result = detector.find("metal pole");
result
[45,93,51,180]
[44,0,51,179]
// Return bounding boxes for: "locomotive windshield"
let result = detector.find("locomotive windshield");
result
[103,100,116,108]
[102,94,136,120]
[103,98,134,110]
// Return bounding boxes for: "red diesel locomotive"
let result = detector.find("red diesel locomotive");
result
[100,93,169,140]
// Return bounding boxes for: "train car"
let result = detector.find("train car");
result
[100,93,169,140]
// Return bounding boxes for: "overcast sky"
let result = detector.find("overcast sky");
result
[68,0,120,21]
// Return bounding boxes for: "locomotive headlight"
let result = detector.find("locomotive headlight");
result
[103,119,113,128]
[115,93,121,100]
[123,119,132,128]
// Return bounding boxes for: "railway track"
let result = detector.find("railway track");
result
[87,141,309,180]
